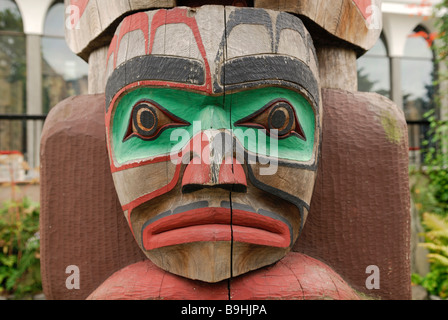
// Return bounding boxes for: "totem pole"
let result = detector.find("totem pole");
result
[40,0,411,300]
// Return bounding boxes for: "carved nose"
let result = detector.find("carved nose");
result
[182,131,247,194]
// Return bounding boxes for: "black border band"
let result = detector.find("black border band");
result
[220,55,320,108]
[106,55,206,111]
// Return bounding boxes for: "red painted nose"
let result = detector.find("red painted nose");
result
[181,132,247,193]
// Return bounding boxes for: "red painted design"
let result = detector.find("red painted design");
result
[122,161,182,229]
[87,252,360,300]
[70,0,89,19]
[142,207,290,250]
[117,131,250,237]
[219,157,247,187]
[181,133,247,188]
[352,0,372,20]
[114,12,149,69]
[105,83,209,173]
[106,8,213,98]
[148,8,213,93]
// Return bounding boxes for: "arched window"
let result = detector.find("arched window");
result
[0,0,26,152]
[402,26,436,121]
[357,34,391,98]
[402,25,437,165]
[42,0,88,113]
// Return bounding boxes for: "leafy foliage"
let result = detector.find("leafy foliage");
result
[0,197,41,299]
[413,213,448,298]
[409,1,448,300]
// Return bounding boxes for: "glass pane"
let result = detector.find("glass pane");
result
[42,37,89,113]
[43,1,65,37]
[365,36,387,56]
[0,31,26,152]
[404,31,433,59]
[0,0,23,32]
[401,59,435,121]
[357,56,391,98]
[0,34,26,113]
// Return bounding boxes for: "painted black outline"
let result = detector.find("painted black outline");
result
[106,55,206,111]
[123,99,190,142]
[132,104,158,137]
[234,98,307,141]
[220,55,320,109]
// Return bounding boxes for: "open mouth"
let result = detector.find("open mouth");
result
[141,201,292,250]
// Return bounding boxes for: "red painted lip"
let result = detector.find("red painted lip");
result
[142,207,291,250]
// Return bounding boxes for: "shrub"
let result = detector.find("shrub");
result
[413,212,448,299]
[0,197,41,299]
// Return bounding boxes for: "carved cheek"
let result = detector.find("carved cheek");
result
[111,161,179,209]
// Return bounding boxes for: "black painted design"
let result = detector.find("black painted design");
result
[221,55,320,108]
[220,201,255,212]
[132,104,158,137]
[213,8,275,94]
[220,200,294,247]
[225,8,274,52]
[172,201,210,215]
[274,12,306,56]
[245,163,309,237]
[234,98,307,141]
[106,55,206,111]
[123,99,190,142]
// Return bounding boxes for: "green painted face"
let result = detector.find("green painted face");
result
[111,86,316,165]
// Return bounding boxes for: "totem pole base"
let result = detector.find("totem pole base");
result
[87,252,360,300]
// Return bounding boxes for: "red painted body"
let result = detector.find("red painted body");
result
[87,253,360,300]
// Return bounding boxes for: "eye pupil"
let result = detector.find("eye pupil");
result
[270,109,287,129]
[268,103,294,136]
[133,104,158,137]
[140,110,155,130]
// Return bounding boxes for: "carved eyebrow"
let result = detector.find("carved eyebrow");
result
[220,55,320,109]
[105,55,205,111]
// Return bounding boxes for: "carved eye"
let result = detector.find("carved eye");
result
[123,101,189,141]
[133,104,158,137]
[234,100,306,140]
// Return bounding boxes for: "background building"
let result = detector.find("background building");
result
[358,0,444,166]
[0,0,88,178]
[0,0,444,178]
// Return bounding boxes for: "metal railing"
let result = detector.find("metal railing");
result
[0,114,47,168]
[0,115,439,169]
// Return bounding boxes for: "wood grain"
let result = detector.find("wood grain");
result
[64,0,176,61]
[317,46,358,91]
[254,0,382,54]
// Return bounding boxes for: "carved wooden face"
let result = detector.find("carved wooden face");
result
[105,6,322,283]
